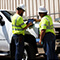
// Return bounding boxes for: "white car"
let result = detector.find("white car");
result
[0,10,12,52]
[0,10,38,60]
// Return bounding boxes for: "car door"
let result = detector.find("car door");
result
[0,11,12,52]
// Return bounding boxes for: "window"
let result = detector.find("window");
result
[1,11,13,22]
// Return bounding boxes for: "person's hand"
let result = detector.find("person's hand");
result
[32,18,37,22]
[39,39,42,45]
[29,22,33,26]
[32,18,41,22]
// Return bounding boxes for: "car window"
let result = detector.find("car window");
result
[55,18,60,22]
[1,11,13,22]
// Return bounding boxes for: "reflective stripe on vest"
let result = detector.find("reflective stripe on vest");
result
[12,16,24,30]
[12,23,24,27]
[41,17,54,29]
[12,28,24,30]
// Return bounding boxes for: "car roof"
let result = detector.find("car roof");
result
[0,9,8,11]
[0,9,15,15]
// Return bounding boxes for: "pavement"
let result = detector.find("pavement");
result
[0,47,60,60]
[37,47,60,60]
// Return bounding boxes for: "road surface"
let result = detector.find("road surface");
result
[0,47,60,60]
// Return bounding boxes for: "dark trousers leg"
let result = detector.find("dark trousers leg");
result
[13,34,24,60]
[43,33,58,60]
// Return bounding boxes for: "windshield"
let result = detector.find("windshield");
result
[1,11,13,22]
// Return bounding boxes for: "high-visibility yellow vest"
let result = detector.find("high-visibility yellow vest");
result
[39,15,55,35]
[12,14,27,35]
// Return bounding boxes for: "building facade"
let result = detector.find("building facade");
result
[0,0,60,21]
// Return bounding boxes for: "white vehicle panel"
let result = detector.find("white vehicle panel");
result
[0,12,12,51]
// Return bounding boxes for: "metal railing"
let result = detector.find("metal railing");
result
[26,13,60,21]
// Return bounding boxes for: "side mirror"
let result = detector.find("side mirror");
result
[1,21,5,26]
[0,15,5,26]
[0,15,3,21]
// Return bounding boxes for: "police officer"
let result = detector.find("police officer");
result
[11,4,32,60]
[38,6,58,60]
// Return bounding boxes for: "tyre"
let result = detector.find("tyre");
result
[22,49,28,60]
[24,44,36,60]
[24,34,38,54]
